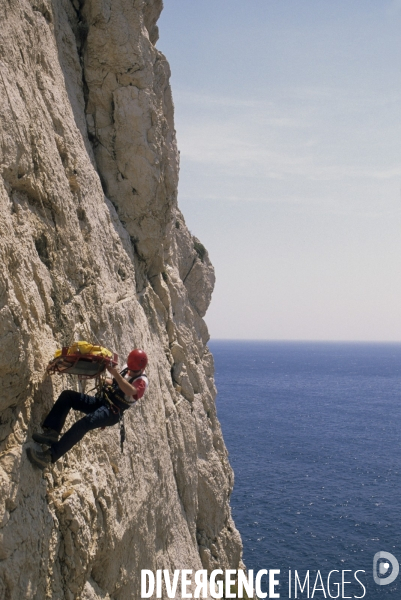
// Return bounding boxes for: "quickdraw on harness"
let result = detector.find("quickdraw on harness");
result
[47,341,118,380]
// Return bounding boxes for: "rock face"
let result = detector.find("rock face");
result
[0,0,243,598]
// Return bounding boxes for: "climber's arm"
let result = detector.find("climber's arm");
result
[106,365,138,397]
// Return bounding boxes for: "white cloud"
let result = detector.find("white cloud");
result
[177,119,400,182]
[173,87,401,191]
[174,89,260,109]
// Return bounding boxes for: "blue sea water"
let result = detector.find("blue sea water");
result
[209,341,401,599]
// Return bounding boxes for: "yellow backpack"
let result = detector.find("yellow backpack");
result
[53,341,114,360]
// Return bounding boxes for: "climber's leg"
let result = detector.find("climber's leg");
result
[49,404,120,462]
[41,390,103,433]
[33,390,105,445]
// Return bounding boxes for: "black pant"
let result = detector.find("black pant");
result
[43,390,120,462]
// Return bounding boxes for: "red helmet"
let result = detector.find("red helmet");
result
[127,349,148,371]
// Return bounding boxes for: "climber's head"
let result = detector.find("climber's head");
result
[127,349,148,374]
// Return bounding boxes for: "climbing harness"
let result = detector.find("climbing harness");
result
[96,379,130,454]
[97,367,148,453]
[47,341,118,379]
[102,367,148,409]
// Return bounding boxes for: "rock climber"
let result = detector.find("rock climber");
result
[27,349,149,470]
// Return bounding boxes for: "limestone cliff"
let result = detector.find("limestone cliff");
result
[0,0,243,598]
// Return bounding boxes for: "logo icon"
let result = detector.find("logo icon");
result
[373,552,399,586]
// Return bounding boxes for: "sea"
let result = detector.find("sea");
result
[209,340,401,600]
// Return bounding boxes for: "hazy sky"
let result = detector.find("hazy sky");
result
[157,1,401,341]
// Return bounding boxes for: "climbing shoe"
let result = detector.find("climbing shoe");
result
[32,428,59,446]
[26,447,52,470]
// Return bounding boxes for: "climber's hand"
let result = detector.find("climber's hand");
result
[106,365,119,377]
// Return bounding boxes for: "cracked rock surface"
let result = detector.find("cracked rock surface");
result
[0,0,243,598]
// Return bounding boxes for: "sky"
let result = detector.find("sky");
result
[157,0,401,341]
